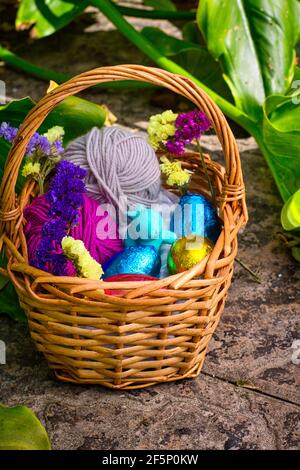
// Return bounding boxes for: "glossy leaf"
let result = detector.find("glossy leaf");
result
[0,94,107,151]
[292,247,300,262]
[197,0,300,120]
[262,93,300,201]
[46,95,107,145]
[281,189,300,231]
[16,0,88,39]
[0,404,51,450]
[142,27,233,100]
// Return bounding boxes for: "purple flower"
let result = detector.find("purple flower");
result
[166,140,185,156]
[52,253,68,276]
[0,122,18,143]
[0,121,58,157]
[175,111,211,140]
[165,110,211,156]
[42,218,68,240]
[53,139,64,155]
[35,160,87,275]
[26,133,51,156]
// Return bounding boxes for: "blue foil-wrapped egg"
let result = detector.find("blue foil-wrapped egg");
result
[171,192,221,243]
[103,245,161,279]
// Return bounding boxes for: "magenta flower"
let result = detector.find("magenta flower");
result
[166,110,211,155]
[165,140,185,156]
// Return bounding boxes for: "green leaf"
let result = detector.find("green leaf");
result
[182,21,204,45]
[281,189,300,231]
[143,0,177,11]
[262,93,300,201]
[16,0,88,39]
[0,97,34,126]
[0,139,25,194]
[0,94,107,155]
[292,247,300,262]
[0,252,26,323]
[44,95,107,146]
[0,282,27,323]
[0,404,51,450]
[141,27,233,100]
[197,0,300,121]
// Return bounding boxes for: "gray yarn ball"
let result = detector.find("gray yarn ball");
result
[63,126,161,213]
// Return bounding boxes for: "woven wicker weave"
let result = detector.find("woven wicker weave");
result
[0,65,247,389]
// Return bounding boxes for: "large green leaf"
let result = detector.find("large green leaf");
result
[281,189,300,231]
[16,0,88,39]
[197,0,300,120]
[142,27,233,100]
[0,404,51,450]
[262,93,300,201]
[0,94,107,152]
[45,94,107,146]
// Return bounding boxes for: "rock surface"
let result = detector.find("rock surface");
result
[0,4,299,450]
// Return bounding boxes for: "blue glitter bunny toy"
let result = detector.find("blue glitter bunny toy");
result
[125,205,177,251]
[103,206,177,278]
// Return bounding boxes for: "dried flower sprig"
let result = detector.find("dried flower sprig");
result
[0,122,65,194]
[62,236,103,280]
[147,110,214,198]
[160,156,191,193]
[33,161,87,276]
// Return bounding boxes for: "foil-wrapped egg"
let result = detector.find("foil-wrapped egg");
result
[171,192,221,243]
[103,245,161,279]
[167,235,214,274]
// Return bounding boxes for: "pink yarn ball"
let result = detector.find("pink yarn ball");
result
[24,193,124,275]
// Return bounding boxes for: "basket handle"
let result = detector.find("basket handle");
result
[0,65,247,228]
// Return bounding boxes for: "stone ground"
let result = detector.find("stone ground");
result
[0,3,299,450]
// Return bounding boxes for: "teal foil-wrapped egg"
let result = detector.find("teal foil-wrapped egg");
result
[167,235,214,274]
[171,192,221,243]
[103,246,161,279]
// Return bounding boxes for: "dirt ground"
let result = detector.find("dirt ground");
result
[0,5,299,450]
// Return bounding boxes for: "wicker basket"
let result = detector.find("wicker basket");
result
[0,65,247,389]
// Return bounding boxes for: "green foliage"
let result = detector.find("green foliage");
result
[0,404,51,450]
[0,94,107,189]
[143,0,176,10]
[16,0,88,38]
[197,0,300,120]
[263,94,300,201]
[0,253,27,323]
[0,282,27,323]
[281,189,300,231]
[141,27,233,100]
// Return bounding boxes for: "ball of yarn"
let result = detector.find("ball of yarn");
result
[24,193,124,273]
[63,126,162,213]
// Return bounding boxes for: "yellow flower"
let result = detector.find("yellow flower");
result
[160,156,191,188]
[147,110,177,150]
[21,161,41,178]
[61,236,103,280]
[43,126,65,144]
[166,170,191,187]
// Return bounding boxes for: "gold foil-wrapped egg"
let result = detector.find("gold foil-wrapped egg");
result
[167,235,214,274]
